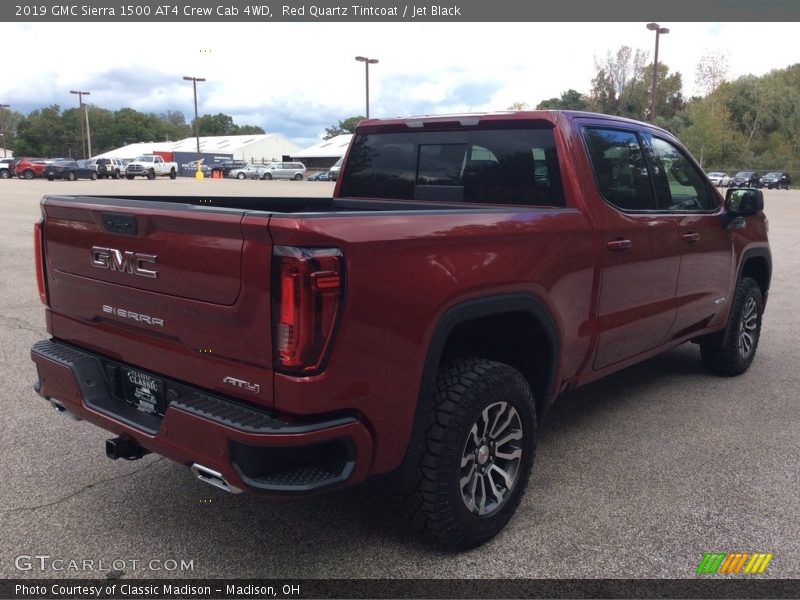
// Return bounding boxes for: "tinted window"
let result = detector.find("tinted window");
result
[648,137,716,211]
[583,128,657,211]
[339,127,565,207]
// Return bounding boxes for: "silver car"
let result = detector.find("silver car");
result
[261,161,307,181]
[229,165,269,180]
[706,171,730,187]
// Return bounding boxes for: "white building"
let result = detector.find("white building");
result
[95,134,300,163]
[292,134,352,170]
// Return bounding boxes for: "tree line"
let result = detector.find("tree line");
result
[527,48,800,176]
[0,106,264,158]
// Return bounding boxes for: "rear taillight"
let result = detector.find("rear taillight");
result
[34,220,48,305]
[273,246,344,375]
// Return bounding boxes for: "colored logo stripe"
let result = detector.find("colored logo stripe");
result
[697,552,773,574]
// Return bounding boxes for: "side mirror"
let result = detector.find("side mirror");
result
[725,187,763,216]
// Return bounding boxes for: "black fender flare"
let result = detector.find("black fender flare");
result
[398,293,561,477]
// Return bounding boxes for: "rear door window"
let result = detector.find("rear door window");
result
[583,127,657,212]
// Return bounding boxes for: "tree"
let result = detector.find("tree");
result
[324,116,365,139]
[695,51,729,96]
[195,113,264,136]
[536,89,589,111]
[507,102,530,110]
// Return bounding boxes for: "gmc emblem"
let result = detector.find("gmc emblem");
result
[91,246,158,278]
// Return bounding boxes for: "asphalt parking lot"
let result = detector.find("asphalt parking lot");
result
[0,178,798,580]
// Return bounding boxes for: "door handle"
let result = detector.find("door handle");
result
[682,232,700,243]
[606,239,631,251]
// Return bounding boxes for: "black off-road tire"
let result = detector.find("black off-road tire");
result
[169,168,177,179]
[397,358,536,550]
[700,277,763,376]
[146,169,156,180]
[126,174,135,180]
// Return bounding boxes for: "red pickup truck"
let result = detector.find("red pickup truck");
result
[31,111,770,549]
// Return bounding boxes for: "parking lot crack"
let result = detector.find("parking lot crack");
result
[0,315,46,336]
[0,457,165,514]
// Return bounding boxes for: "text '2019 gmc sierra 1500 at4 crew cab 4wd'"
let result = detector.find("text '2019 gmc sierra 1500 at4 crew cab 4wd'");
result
[31,111,770,549]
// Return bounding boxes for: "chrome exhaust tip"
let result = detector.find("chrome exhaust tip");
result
[191,464,243,494]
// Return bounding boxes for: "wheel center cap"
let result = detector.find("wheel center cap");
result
[477,445,491,465]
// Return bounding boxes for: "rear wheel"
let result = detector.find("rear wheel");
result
[23,170,34,179]
[65,171,76,181]
[700,277,763,376]
[263,173,272,180]
[169,168,177,179]
[397,358,536,550]
[112,170,119,179]
[294,173,303,181]
[0,170,9,179]
[90,171,97,181]
[237,173,246,180]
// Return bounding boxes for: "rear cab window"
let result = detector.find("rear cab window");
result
[339,123,565,207]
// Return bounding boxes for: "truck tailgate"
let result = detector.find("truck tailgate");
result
[40,195,275,405]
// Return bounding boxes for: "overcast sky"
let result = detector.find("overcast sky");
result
[2,22,799,148]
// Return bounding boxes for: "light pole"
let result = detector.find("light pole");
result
[646,23,669,122]
[70,90,92,158]
[0,103,9,157]
[355,56,378,119]
[183,76,206,179]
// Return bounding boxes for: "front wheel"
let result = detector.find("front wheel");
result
[126,174,135,180]
[397,358,536,550]
[146,169,156,180]
[700,277,764,376]
[90,172,97,180]
[263,173,272,180]
[237,173,246,180]
[65,171,76,181]
[23,170,34,180]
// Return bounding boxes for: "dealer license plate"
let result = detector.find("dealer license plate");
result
[122,368,165,416]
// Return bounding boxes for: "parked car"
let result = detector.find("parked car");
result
[760,171,791,190]
[328,156,343,181]
[96,157,124,179]
[213,159,248,178]
[44,160,98,181]
[706,171,730,187]
[0,158,13,179]
[229,164,269,180]
[728,171,761,188]
[308,171,331,181]
[261,161,306,180]
[14,157,48,179]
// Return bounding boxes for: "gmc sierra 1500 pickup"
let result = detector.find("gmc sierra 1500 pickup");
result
[31,111,770,549]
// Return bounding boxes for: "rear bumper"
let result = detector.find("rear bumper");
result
[31,339,374,495]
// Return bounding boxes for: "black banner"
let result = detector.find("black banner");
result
[2,0,800,22]
[3,579,800,599]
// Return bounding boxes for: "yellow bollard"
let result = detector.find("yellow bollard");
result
[195,168,205,180]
